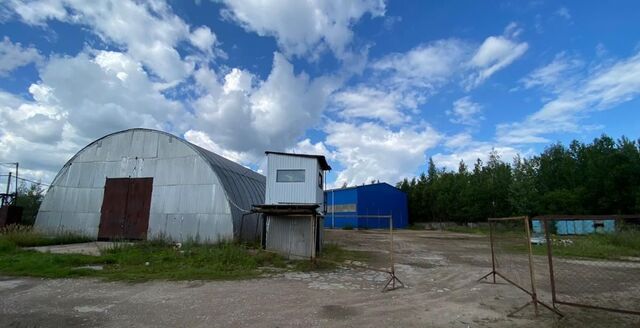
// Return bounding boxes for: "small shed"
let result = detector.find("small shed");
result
[532,219,616,235]
[255,151,331,259]
[325,182,408,229]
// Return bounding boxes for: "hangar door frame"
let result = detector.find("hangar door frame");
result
[98,177,153,240]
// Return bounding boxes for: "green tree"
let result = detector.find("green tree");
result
[15,182,45,225]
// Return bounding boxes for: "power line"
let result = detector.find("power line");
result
[0,175,50,186]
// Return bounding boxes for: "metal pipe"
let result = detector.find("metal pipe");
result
[554,300,640,316]
[489,220,496,284]
[542,218,558,307]
[14,162,18,204]
[524,216,539,316]
[389,215,394,288]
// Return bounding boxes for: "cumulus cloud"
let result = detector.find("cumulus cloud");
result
[189,52,338,161]
[433,133,525,171]
[331,86,410,124]
[331,39,469,125]
[189,26,217,54]
[325,26,526,183]
[184,129,254,164]
[498,50,640,144]
[325,121,441,187]
[4,0,220,81]
[372,39,469,90]
[289,139,335,161]
[333,27,525,126]
[447,97,484,126]
[0,36,42,75]
[0,50,184,178]
[220,0,385,59]
[464,23,528,89]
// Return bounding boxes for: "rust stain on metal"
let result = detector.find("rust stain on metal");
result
[99,177,153,240]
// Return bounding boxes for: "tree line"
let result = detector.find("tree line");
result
[397,135,640,223]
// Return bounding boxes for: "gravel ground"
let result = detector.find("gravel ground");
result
[1,230,638,327]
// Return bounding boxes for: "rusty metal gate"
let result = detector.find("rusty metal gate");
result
[479,216,561,317]
[536,215,640,316]
[98,177,153,240]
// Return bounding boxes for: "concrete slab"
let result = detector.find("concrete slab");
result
[24,242,130,256]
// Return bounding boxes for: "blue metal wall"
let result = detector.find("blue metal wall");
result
[324,183,408,229]
[324,187,357,229]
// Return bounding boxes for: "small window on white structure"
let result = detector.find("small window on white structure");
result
[318,172,323,188]
[276,169,305,182]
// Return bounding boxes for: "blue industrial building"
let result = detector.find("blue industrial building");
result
[532,219,616,235]
[324,182,408,229]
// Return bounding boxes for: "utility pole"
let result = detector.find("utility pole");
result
[3,172,11,206]
[1,162,19,206]
[14,162,18,204]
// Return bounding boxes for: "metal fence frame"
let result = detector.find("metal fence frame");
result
[479,216,561,317]
[327,214,404,292]
[536,215,640,316]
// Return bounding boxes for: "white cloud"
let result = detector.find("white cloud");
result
[520,52,583,93]
[331,39,469,125]
[38,51,183,139]
[447,97,484,126]
[555,7,571,20]
[189,26,217,54]
[190,52,338,160]
[289,139,335,161]
[220,0,385,59]
[331,86,410,124]
[0,36,42,76]
[372,39,469,90]
[433,132,525,171]
[184,129,253,164]
[325,121,441,187]
[498,51,640,144]
[0,50,184,179]
[333,29,525,127]
[465,23,528,89]
[5,0,221,81]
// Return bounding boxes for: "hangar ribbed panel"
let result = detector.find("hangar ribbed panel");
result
[35,128,265,242]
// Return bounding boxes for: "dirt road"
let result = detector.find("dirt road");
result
[1,230,638,327]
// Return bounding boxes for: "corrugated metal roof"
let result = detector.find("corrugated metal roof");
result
[265,151,331,170]
[191,144,265,239]
[50,128,265,240]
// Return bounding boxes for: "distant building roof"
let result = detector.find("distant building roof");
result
[265,151,332,171]
[326,182,403,193]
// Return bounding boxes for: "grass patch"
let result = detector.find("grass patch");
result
[528,230,640,260]
[0,228,364,280]
[295,243,370,271]
[0,239,290,281]
[445,225,490,234]
[408,224,423,230]
[503,229,640,261]
[0,227,293,280]
[0,224,92,247]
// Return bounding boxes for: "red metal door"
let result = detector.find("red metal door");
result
[123,177,153,240]
[99,177,153,240]
[98,178,129,240]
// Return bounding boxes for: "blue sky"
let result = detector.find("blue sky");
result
[0,0,639,187]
